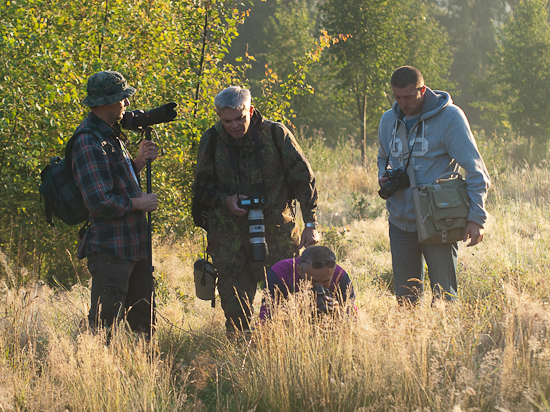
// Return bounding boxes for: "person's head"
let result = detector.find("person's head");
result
[298,246,337,288]
[214,86,254,139]
[83,70,136,126]
[390,66,426,117]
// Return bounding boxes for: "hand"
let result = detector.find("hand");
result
[326,297,340,314]
[131,192,158,212]
[134,139,159,172]
[226,194,248,217]
[463,221,484,247]
[378,175,388,188]
[300,226,320,248]
[139,139,159,162]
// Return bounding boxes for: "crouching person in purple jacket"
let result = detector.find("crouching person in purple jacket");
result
[259,245,356,320]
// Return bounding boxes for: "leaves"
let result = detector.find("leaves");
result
[0,0,246,283]
[319,0,452,147]
[474,0,550,160]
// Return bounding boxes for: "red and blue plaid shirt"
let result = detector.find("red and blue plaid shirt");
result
[72,113,148,261]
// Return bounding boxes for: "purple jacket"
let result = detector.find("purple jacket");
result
[259,256,355,320]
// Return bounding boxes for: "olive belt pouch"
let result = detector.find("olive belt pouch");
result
[194,257,217,307]
[414,175,470,244]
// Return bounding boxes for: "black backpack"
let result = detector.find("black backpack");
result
[192,122,292,231]
[39,126,104,230]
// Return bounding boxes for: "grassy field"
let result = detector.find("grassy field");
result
[1,138,550,411]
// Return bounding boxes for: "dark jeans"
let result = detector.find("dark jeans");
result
[389,222,458,304]
[87,252,155,333]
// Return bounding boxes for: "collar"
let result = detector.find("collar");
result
[87,112,117,140]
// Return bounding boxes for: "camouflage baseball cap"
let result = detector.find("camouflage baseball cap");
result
[82,70,136,107]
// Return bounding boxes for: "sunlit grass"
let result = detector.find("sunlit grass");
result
[1,140,550,410]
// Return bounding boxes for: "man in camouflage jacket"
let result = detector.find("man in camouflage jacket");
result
[192,86,319,334]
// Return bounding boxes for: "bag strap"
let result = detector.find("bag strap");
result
[271,122,282,159]
[66,126,105,237]
[396,121,461,185]
[65,126,106,169]
[249,122,270,199]
[199,128,218,304]
[396,121,433,240]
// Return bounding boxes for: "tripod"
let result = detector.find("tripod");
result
[143,126,156,336]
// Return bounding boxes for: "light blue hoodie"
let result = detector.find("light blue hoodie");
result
[377,87,490,232]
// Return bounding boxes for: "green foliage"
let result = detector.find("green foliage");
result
[262,0,318,79]
[320,225,350,259]
[429,0,508,127]
[473,0,550,162]
[319,0,453,148]
[349,192,385,220]
[254,31,344,123]
[0,0,336,286]
[0,0,247,284]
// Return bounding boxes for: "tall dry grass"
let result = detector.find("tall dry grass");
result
[1,138,550,411]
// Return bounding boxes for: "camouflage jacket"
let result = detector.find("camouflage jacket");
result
[192,110,318,233]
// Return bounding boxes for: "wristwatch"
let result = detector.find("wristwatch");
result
[305,222,318,229]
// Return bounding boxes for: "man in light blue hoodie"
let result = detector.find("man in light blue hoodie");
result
[377,66,490,305]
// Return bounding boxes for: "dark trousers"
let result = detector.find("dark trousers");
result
[389,222,458,304]
[87,252,155,333]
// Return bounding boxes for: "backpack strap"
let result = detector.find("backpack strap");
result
[65,126,106,168]
[65,125,106,237]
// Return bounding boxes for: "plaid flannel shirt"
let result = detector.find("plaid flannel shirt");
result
[72,113,148,261]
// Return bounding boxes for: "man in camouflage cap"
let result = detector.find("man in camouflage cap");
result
[192,86,319,336]
[72,70,159,337]
[82,70,136,107]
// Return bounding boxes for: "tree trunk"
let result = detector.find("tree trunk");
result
[363,93,367,166]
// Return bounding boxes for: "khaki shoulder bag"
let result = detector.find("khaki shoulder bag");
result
[398,122,470,244]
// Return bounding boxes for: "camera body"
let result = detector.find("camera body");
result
[237,198,266,210]
[238,197,268,262]
[311,284,334,314]
[378,167,410,199]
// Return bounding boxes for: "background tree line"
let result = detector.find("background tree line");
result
[231,0,550,163]
[0,0,547,285]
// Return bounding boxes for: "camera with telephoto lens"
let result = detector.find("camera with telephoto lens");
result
[238,197,268,262]
[121,102,178,130]
[378,167,410,199]
[311,284,334,314]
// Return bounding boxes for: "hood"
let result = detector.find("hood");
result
[391,87,452,122]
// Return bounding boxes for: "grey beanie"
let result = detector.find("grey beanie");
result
[82,70,136,107]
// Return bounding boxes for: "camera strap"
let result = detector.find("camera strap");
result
[227,116,291,217]
[397,120,434,241]
[226,123,267,208]
[394,119,417,188]
[227,134,246,201]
